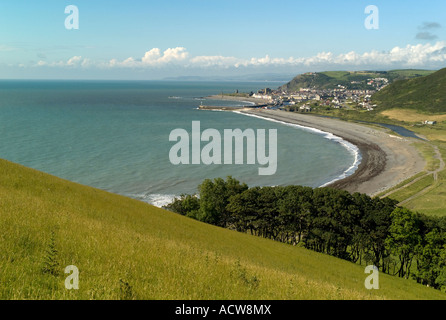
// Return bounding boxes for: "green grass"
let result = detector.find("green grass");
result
[376,172,427,198]
[281,69,435,92]
[399,143,446,216]
[386,175,435,203]
[410,123,446,142]
[402,182,446,217]
[413,142,441,172]
[373,68,446,113]
[386,69,435,79]
[0,159,445,300]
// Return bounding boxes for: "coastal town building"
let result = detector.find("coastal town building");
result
[252,75,390,112]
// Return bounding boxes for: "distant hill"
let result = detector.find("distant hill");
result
[164,73,294,82]
[281,69,435,92]
[371,67,446,113]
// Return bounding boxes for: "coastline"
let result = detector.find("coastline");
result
[237,109,426,197]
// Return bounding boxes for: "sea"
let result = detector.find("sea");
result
[0,80,359,207]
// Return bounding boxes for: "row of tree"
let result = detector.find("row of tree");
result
[164,176,446,291]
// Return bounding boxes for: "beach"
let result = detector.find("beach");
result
[239,109,426,197]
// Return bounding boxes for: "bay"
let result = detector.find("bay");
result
[0,80,357,207]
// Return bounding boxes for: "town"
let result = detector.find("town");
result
[250,75,390,112]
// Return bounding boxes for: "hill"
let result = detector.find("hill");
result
[281,69,435,92]
[0,159,445,300]
[372,68,446,113]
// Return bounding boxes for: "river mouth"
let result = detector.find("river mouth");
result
[376,123,426,140]
[312,115,426,140]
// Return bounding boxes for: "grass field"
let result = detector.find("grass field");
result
[377,172,427,198]
[412,142,441,172]
[386,175,435,203]
[372,68,446,113]
[381,109,446,123]
[1,159,444,300]
[394,142,446,216]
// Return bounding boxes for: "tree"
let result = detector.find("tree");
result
[226,187,261,234]
[435,245,446,292]
[415,229,444,287]
[278,186,313,245]
[163,194,200,218]
[386,208,422,279]
[198,176,248,226]
[255,187,281,240]
[304,188,358,259]
[360,197,397,272]
[350,193,373,264]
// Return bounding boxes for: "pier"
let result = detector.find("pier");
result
[198,104,272,111]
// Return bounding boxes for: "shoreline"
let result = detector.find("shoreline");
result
[237,108,426,197]
[235,110,362,189]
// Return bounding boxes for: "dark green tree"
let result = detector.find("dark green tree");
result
[386,207,422,278]
[360,197,397,272]
[226,187,262,234]
[415,228,444,287]
[163,194,200,218]
[278,186,314,245]
[435,245,446,292]
[198,176,248,226]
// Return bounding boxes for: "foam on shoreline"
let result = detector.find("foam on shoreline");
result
[129,192,177,208]
[233,111,362,188]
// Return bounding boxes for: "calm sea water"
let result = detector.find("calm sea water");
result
[0,80,358,207]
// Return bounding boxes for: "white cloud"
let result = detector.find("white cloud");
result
[245,42,446,68]
[186,42,446,69]
[189,55,240,67]
[36,55,86,67]
[67,56,83,66]
[32,42,446,71]
[109,47,189,68]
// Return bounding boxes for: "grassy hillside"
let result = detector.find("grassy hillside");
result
[281,70,434,92]
[0,159,445,300]
[373,68,446,113]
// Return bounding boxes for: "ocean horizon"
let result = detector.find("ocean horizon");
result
[0,80,358,207]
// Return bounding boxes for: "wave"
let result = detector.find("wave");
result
[204,97,257,107]
[236,100,256,106]
[127,192,177,208]
[233,111,362,188]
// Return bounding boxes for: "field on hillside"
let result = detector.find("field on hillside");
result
[372,68,446,113]
[381,109,446,124]
[1,159,444,300]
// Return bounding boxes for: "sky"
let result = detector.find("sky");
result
[0,0,445,80]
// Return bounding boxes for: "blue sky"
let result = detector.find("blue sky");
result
[0,0,445,79]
